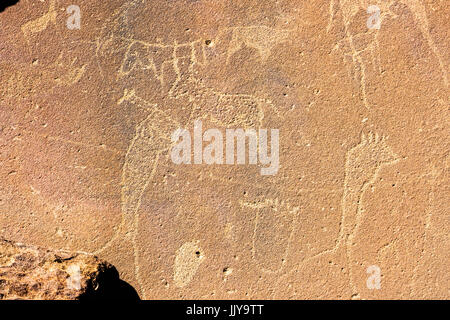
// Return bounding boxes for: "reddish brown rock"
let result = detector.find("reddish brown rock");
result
[0,238,138,300]
[0,0,448,300]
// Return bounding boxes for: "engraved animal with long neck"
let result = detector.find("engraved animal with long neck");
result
[294,132,400,298]
[330,0,448,110]
[341,132,399,294]
[95,36,272,297]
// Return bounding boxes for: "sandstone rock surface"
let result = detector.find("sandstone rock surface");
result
[0,0,448,299]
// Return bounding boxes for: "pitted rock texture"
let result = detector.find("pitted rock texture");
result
[0,238,114,300]
[0,0,448,299]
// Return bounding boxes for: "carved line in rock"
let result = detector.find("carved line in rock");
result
[240,198,300,274]
[95,83,271,296]
[344,132,401,296]
[225,26,294,64]
[328,0,448,111]
[290,132,401,297]
[21,0,57,43]
[10,0,443,298]
[410,163,440,296]
[91,1,295,297]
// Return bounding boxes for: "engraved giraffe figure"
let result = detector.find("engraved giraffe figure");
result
[341,132,400,296]
[329,0,448,110]
[93,0,290,296]
[294,132,401,298]
[95,37,275,297]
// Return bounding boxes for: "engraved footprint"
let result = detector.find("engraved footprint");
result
[240,198,299,273]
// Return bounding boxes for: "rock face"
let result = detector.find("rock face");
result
[0,0,448,299]
[0,238,138,300]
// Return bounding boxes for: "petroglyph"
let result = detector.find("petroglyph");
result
[173,241,204,287]
[328,1,393,109]
[96,1,292,85]
[1,0,448,300]
[93,91,180,295]
[240,199,299,273]
[411,163,442,294]
[21,0,57,42]
[96,79,271,297]
[116,38,205,85]
[329,0,448,110]
[343,132,400,295]
[52,55,86,86]
[297,132,400,296]
[169,76,268,128]
[399,0,449,86]
[113,34,275,129]
[332,33,381,109]
[1,58,86,99]
[94,34,276,296]
[225,26,293,63]
[94,2,282,297]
